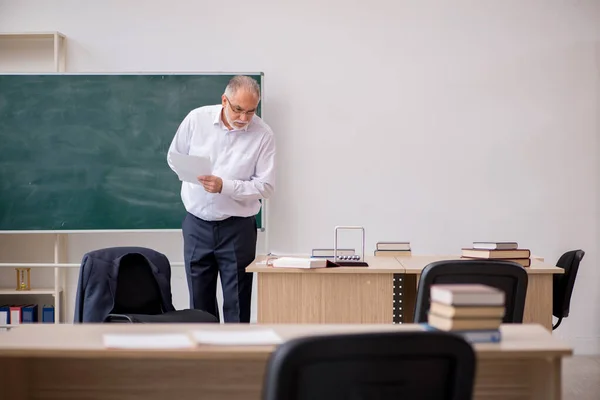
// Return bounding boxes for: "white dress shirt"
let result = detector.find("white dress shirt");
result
[167,105,276,221]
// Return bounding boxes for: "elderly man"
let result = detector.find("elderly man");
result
[167,75,276,323]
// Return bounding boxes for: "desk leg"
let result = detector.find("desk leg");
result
[401,274,418,323]
[257,273,394,323]
[474,357,562,400]
[2,358,29,399]
[523,274,553,331]
[531,358,562,400]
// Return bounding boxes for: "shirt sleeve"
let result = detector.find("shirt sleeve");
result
[220,131,276,200]
[166,111,194,171]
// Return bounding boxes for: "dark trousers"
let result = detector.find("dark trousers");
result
[182,212,256,323]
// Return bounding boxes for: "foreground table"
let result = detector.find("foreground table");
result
[0,323,571,400]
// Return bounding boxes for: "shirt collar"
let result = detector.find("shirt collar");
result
[214,105,250,132]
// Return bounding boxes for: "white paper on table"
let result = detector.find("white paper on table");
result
[103,333,194,349]
[168,151,212,185]
[191,329,283,345]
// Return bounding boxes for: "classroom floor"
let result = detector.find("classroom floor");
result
[563,355,600,400]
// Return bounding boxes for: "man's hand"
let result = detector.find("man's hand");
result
[198,175,223,193]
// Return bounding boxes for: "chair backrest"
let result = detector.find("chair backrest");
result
[262,330,476,400]
[414,260,528,323]
[112,253,164,315]
[553,250,584,319]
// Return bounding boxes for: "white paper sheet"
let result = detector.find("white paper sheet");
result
[191,329,283,345]
[168,152,212,185]
[103,333,194,349]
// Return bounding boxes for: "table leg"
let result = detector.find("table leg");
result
[401,274,418,323]
[523,274,553,331]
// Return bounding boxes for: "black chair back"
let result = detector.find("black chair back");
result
[112,253,163,315]
[263,331,476,400]
[552,249,584,329]
[414,260,528,323]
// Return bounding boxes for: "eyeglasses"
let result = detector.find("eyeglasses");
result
[225,96,256,116]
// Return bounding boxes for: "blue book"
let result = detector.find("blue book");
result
[457,329,501,343]
[422,323,502,343]
[22,304,39,323]
[42,304,55,323]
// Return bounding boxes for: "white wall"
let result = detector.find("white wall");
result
[0,0,598,354]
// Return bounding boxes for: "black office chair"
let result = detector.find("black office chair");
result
[105,253,218,323]
[262,330,476,400]
[552,249,584,330]
[414,259,528,323]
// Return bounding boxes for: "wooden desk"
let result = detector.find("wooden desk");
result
[247,256,404,323]
[0,323,572,400]
[248,255,563,329]
[397,255,564,331]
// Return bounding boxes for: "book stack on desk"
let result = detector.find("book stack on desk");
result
[374,241,411,257]
[427,284,505,343]
[461,241,531,267]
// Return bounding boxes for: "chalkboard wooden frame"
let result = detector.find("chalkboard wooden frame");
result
[0,72,266,232]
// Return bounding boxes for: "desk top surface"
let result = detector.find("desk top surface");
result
[397,255,564,275]
[246,255,404,274]
[0,323,571,360]
[247,254,563,275]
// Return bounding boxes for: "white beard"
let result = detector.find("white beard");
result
[225,109,249,130]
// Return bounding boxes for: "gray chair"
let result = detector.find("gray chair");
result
[262,330,476,400]
[414,259,528,323]
[105,252,218,323]
[552,249,584,330]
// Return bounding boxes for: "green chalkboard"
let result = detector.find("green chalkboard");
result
[0,73,264,231]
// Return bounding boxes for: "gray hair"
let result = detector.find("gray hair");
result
[224,75,260,100]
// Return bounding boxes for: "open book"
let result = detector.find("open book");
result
[270,257,327,269]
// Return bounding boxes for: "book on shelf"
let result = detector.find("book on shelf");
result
[375,242,411,251]
[9,305,23,325]
[42,304,55,323]
[22,304,38,323]
[0,304,8,325]
[430,284,505,306]
[461,248,531,259]
[472,241,518,250]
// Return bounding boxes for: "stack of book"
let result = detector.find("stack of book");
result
[461,241,531,267]
[427,284,505,343]
[374,241,411,257]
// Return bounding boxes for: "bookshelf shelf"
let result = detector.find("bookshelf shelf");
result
[0,31,66,71]
[0,288,63,295]
[0,234,68,323]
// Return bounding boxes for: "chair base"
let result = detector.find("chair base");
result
[105,309,218,323]
[552,317,563,330]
